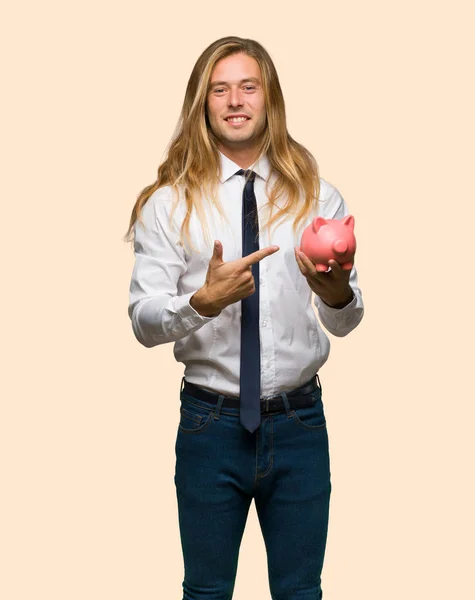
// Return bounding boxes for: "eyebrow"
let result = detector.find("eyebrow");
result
[208,77,261,88]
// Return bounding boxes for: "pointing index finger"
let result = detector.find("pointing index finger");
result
[240,245,280,269]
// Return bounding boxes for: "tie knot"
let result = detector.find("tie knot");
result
[235,169,256,181]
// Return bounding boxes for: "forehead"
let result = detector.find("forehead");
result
[209,53,261,85]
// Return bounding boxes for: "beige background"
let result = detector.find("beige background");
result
[2,0,474,598]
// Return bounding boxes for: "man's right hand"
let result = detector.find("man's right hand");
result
[190,240,280,317]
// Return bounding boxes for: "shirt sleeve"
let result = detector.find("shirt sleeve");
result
[313,187,364,337]
[128,189,217,348]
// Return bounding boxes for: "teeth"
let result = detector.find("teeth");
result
[227,117,247,122]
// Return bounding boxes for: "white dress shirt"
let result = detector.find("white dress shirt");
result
[128,151,364,397]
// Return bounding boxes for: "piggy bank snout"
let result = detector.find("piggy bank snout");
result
[332,239,348,255]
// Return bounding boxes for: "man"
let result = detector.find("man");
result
[126,36,363,600]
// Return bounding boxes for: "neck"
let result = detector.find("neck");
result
[217,144,260,170]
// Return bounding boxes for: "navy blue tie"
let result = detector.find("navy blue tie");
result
[236,169,261,433]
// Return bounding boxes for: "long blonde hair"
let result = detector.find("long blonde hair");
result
[123,36,320,254]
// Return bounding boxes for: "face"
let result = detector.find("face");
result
[206,53,267,153]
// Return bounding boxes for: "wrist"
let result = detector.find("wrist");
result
[190,288,222,317]
[322,287,354,309]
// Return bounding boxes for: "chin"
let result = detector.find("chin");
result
[222,129,254,142]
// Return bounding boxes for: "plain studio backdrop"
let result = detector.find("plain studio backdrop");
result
[1,1,474,599]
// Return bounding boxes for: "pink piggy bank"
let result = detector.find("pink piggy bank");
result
[300,215,356,272]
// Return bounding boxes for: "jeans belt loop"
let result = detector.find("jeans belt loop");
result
[316,373,322,393]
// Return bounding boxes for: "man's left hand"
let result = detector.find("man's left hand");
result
[294,246,354,309]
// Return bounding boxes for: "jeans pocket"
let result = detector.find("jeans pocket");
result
[291,394,326,431]
[178,395,214,434]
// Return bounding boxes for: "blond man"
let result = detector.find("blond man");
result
[126,36,364,600]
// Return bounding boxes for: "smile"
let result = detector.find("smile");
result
[225,117,250,126]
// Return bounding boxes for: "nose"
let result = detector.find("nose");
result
[228,86,243,107]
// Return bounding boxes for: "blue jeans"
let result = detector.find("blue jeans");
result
[174,379,332,600]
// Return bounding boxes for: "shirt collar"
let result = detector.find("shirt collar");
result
[218,150,271,183]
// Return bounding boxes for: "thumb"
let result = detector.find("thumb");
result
[210,240,224,265]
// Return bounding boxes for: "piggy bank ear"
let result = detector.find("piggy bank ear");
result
[312,216,327,233]
[342,215,355,230]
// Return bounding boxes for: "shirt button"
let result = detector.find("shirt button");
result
[262,321,267,327]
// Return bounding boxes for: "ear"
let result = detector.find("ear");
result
[342,215,355,230]
[312,216,327,234]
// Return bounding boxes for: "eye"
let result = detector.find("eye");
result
[244,86,256,91]
[214,88,225,93]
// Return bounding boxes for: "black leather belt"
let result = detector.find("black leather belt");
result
[181,374,321,414]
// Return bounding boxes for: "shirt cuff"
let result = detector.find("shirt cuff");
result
[172,291,219,324]
[316,291,357,325]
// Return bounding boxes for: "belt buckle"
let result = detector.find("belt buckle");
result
[261,395,274,413]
